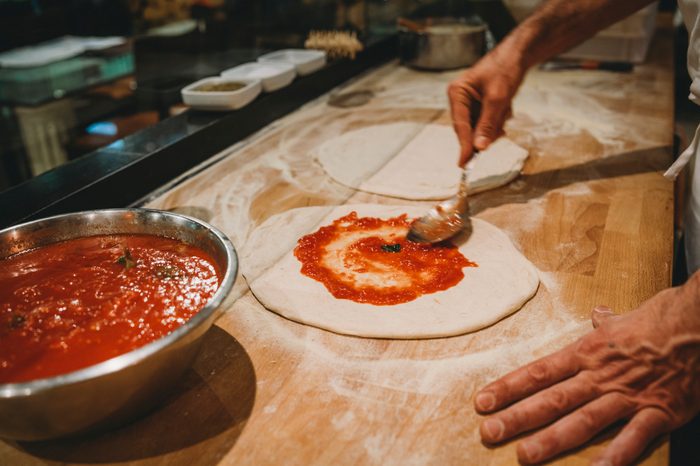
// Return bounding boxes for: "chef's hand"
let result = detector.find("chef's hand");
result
[448,48,526,166]
[474,271,700,466]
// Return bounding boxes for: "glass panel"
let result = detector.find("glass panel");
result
[0,0,490,193]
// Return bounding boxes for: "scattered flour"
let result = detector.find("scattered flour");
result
[263,404,278,414]
[363,435,389,463]
[331,411,356,430]
[513,71,660,152]
[233,286,588,400]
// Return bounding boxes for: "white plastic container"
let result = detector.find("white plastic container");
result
[560,3,657,63]
[503,1,658,63]
[602,3,658,35]
[558,32,654,63]
[220,62,296,92]
[257,49,326,76]
[181,77,262,111]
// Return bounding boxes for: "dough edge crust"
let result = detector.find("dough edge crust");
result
[246,204,540,339]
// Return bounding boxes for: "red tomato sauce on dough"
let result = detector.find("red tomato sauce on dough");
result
[294,212,476,305]
[0,234,221,383]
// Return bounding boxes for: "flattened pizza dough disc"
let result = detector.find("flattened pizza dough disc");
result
[314,124,529,200]
[245,204,539,339]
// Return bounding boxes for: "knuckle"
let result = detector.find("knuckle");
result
[485,93,508,106]
[575,335,601,357]
[548,388,569,412]
[448,78,481,102]
[503,408,525,434]
[476,122,498,138]
[521,433,558,463]
[527,360,551,384]
[578,406,599,432]
[607,392,631,410]
[447,81,465,99]
[486,379,509,405]
[485,84,511,104]
[644,408,678,438]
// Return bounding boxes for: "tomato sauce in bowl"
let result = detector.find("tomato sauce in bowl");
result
[0,234,221,384]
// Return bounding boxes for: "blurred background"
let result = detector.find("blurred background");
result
[0,0,680,193]
[0,0,448,192]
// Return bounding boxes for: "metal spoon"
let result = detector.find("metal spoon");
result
[407,163,473,243]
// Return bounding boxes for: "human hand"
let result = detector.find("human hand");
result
[447,47,526,166]
[474,272,700,465]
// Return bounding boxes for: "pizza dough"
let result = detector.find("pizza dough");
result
[244,204,539,339]
[314,123,529,200]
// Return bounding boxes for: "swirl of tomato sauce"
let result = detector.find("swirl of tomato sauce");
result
[294,212,476,305]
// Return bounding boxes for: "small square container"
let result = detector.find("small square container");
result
[257,49,326,76]
[181,77,262,111]
[220,61,296,92]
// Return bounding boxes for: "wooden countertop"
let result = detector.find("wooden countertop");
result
[2,26,675,466]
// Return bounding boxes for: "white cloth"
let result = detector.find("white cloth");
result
[668,125,700,273]
[668,0,700,274]
[678,0,700,104]
[686,141,700,273]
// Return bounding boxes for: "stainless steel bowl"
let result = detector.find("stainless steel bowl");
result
[398,17,487,70]
[0,208,238,441]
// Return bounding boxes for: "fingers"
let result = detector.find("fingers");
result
[479,373,598,444]
[591,305,618,329]
[592,408,670,466]
[516,393,634,465]
[448,76,514,165]
[473,79,512,150]
[473,98,511,151]
[474,344,580,414]
[447,80,477,167]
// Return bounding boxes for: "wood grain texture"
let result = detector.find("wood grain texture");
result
[1,26,674,466]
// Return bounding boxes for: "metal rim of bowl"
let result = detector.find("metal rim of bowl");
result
[0,208,238,399]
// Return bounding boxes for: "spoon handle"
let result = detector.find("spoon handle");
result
[458,152,476,199]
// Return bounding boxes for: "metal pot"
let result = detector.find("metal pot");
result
[0,208,238,441]
[398,17,487,71]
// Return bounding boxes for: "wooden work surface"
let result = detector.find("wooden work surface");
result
[2,27,675,466]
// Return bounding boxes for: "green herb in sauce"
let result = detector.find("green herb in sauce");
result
[117,248,136,269]
[381,244,402,253]
[9,314,24,329]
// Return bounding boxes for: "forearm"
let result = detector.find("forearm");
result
[448,0,658,164]
[498,0,657,69]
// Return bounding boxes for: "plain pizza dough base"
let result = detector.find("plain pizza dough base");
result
[314,123,529,201]
[245,204,540,339]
